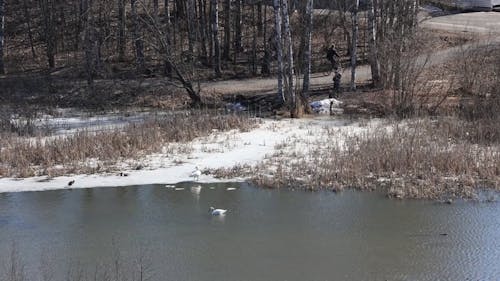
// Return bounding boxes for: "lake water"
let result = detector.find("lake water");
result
[0,182,499,281]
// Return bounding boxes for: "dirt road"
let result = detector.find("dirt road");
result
[421,12,500,34]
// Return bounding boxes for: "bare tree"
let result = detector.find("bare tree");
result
[139,2,203,105]
[22,0,36,59]
[350,0,359,91]
[82,0,97,92]
[0,0,4,74]
[153,0,159,23]
[40,0,56,69]
[251,3,257,75]
[234,0,242,52]
[376,0,421,116]
[165,0,170,24]
[223,0,230,60]
[272,0,284,104]
[335,0,352,57]
[187,0,196,58]
[367,0,380,87]
[131,0,145,73]
[257,0,263,36]
[117,0,126,61]
[302,0,313,95]
[197,0,208,59]
[211,0,221,76]
[282,0,295,110]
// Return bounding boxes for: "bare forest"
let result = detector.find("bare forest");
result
[0,0,428,113]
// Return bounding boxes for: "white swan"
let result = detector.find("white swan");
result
[226,187,236,191]
[209,207,227,216]
[190,185,202,194]
[190,166,202,181]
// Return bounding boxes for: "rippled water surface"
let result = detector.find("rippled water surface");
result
[0,183,499,280]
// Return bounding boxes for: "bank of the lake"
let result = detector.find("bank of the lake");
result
[0,114,498,200]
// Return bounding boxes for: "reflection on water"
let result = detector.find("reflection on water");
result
[0,183,499,281]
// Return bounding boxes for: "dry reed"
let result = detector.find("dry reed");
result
[0,112,257,178]
[211,117,499,200]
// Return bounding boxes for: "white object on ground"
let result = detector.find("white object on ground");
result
[190,166,202,181]
[226,187,237,191]
[310,98,343,115]
[174,187,185,191]
[226,102,246,112]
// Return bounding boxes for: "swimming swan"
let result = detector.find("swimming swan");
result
[191,185,202,194]
[209,207,227,216]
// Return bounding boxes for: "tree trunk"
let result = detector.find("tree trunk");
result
[208,0,213,63]
[234,0,242,52]
[58,3,66,52]
[0,0,4,74]
[186,0,196,59]
[211,0,221,76]
[175,0,185,17]
[74,1,81,51]
[350,0,359,91]
[223,0,230,60]
[165,0,170,24]
[302,0,313,95]
[367,0,380,87]
[296,0,314,116]
[257,1,263,36]
[131,0,145,73]
[163,0,173,76]
[22,0,36,59]
[198,0,208,60]
[272,0,284,104]
[251,4,257,75]
[41,0,56,69]
[82,0,95,92]
[117,0,126,61]
[282,0,295,110]
[153,0,159,23]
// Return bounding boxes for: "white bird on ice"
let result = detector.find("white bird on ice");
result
[190,166,202,181]
[209,207,227,216]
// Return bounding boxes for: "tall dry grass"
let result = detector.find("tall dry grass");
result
[211,117,499,200]
[0,112,256,178]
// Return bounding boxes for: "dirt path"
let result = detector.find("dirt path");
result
[201,65,371,96]
[421,12,500,35]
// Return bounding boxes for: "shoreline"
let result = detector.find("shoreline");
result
[1,116,498,201]
[0,117,367,193]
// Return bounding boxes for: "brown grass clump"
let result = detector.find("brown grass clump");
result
[0,112,257,178]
